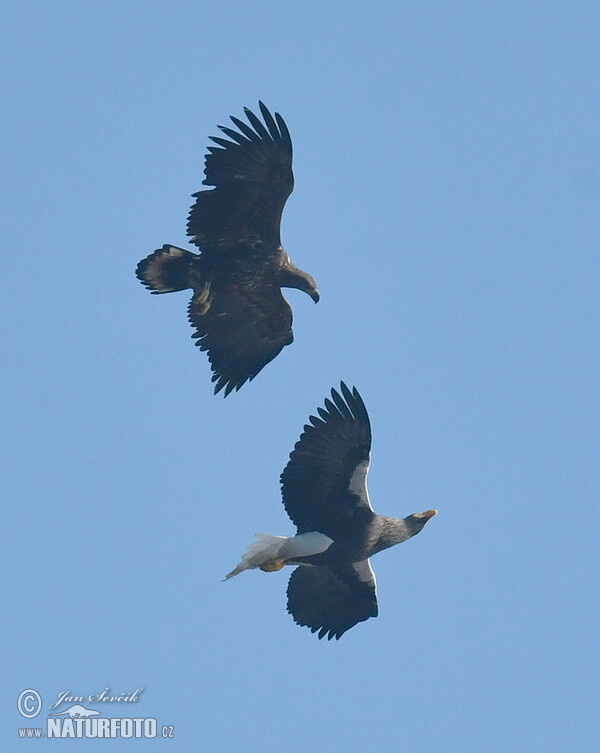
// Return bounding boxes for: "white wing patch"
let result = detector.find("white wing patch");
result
[348,454,374,511]
[353,559,377,596]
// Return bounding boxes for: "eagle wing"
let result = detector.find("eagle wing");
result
[187,101,294,251]
[286,560,378,640]
[189,281,293,396]
[280,383,375,538]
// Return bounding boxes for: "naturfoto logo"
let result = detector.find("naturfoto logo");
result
[17,687,175,741]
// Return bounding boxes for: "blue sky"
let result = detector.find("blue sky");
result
[2,1,599,750]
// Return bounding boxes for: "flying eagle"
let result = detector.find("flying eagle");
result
[225,383,437,640]
[136,102,319,396]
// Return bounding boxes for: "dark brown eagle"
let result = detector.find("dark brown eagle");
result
[136,102,319,396]
[225,383,437,640]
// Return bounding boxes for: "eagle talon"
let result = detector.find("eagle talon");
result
[195,282,212,315]
[259,558,287,572]
[197,281,211,306]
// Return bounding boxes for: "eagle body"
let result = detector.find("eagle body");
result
[286,515,423,569]
[136,102,319,395]
[226,383,437,640]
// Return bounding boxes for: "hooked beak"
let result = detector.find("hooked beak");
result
[309,288,320,303]
[416,509,438,521]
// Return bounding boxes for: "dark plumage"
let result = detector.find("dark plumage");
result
[136,102,319,396]
[225,383,437,640]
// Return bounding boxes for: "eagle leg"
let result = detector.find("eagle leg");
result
[259,558,287,572]
[195,281,212,315]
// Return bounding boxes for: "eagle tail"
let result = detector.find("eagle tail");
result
[136,245,197,294]
[223,532,333,580]
[223,534,288,580]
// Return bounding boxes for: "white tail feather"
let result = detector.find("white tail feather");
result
[224,532,333,580]
[223,534,287,580]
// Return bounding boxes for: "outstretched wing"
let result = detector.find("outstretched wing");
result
[280,383,374,538]
[188,102,294,251]
[287,560,378,640]
[189,282,293,396]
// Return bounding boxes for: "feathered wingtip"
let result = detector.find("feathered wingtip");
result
[188,101,294,246]
[299,382,371,443]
